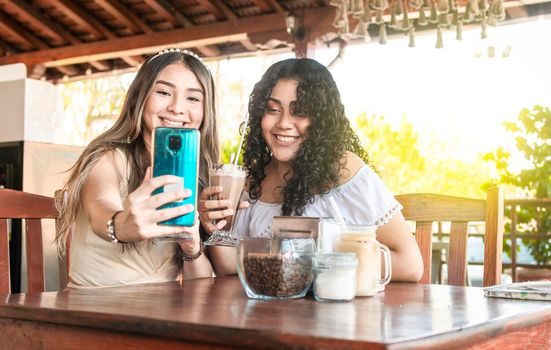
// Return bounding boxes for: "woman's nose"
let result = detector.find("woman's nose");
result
[167,96,185,115]
[276,111,293,129]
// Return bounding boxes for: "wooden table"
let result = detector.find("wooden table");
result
[0,277,550,349]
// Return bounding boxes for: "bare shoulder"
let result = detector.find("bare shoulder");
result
[90,149,127,177]
[83,149,126,203]
[337,151,366,186]
[81,149,129,226]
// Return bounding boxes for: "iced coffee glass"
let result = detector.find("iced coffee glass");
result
[203,163,246,247]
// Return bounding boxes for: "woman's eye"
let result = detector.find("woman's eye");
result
[188,96,201,102]
[267,106,281,114]
[156,90,171,96]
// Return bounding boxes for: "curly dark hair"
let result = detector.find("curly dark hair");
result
[243,58,370,216]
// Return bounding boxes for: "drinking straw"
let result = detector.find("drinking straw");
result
[234,119,248,165]
[327,195,346,226]
[230,152,236,165]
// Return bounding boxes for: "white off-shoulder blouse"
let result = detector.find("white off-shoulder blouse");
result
[232,166,402,238]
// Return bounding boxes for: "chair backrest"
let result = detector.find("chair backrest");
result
[0,188,58,294]
[396,187,504,287]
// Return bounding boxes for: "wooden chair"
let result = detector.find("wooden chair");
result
[0,188,58,294]
[396,187,504,287]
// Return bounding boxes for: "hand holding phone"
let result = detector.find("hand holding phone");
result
[152,127,200,233]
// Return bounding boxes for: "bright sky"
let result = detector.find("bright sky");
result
[312,17,551,169]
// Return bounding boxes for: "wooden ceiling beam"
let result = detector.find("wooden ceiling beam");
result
[88,60,111,71]
[53,0,149,68]
[0,11,81,79]
[303,7,336,39]
[240,38,258,51]
[0,8,336,68]
[143,0,226,59]
[0,39,18,56]
[209,0,238,20]
[248,29,290,47]
[50,0,105,39]
[0,9,79,77]
[144,0,193,27]
[195,0,224,20]
[249,0,273,12]
[0,10,49,49]
[4,0,114,74]
[194,0,237,20]
[0,14,275,66]
[263,0,285,13]
[55,65,80,76]
[94,0,154,34]
[121,56,144,67]
[0,0,66,46]
[196,46,221,57]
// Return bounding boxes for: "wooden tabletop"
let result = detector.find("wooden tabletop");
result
[1,277,550,349]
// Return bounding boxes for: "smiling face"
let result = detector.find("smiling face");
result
[261,79,312,166]
[142,62,204,149]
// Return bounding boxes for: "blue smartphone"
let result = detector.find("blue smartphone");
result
[152,127,200,227]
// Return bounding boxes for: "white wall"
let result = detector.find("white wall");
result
[0,64,68,145]
[0,79,25,142]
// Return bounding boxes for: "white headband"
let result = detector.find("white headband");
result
[147,48,202,64]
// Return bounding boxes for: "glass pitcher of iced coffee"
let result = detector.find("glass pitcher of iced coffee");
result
[334,225,391,297]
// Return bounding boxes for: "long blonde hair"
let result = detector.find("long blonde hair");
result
[55,51,219,254]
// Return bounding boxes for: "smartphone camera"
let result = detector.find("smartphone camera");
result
[168,135,182,151]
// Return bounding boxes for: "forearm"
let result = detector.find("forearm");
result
[182,253,214,280]
[207,246,237,276]
[377,213,424,282]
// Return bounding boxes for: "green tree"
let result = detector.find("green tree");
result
[484,105,551,264]
[354,113,492,198]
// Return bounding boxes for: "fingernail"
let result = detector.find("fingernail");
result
[216,186,223,191]
[186,204,194,211]
[183,189,192,196]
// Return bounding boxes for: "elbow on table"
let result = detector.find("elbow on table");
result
[392,252,424,283]
[392,265,423,283]
[404,263,424,283]
[213,266,237,277]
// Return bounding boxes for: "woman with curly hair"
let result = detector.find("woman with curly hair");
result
[208,58,423,281]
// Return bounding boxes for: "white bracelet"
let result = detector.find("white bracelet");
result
[106,211,125,243]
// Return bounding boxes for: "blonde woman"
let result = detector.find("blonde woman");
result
[56,49,218,288]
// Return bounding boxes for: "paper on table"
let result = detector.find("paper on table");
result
[484,281,551,301]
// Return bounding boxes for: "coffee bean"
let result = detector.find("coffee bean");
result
[243,254,312,297]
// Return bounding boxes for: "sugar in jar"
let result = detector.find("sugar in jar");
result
[334,225,391,297]
[314,252,358,302]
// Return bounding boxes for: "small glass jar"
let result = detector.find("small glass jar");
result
[314,252,358,302]
[334,225,391,297]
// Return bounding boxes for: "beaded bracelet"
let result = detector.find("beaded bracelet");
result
[106,210,126,243]
[182,243,203,262]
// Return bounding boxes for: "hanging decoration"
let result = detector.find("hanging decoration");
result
[379,22,388,44]
[328,0,508,48]
[408,27,416,47]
